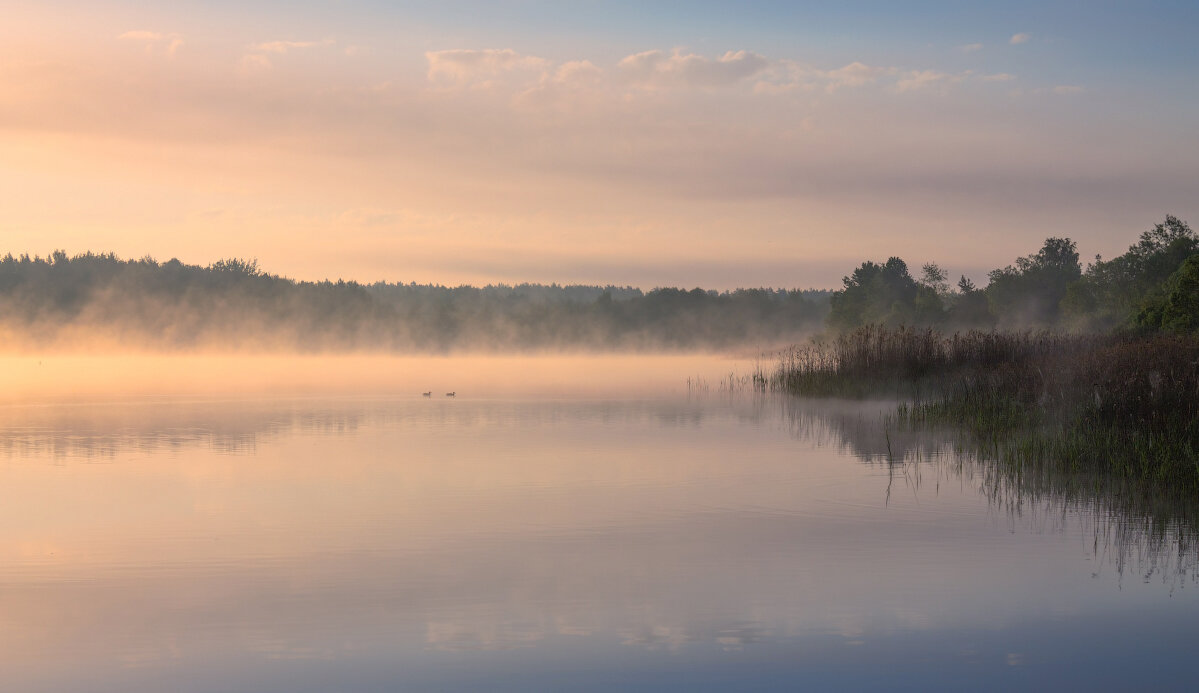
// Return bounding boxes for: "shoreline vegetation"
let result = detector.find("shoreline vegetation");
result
[764,215,1199,540]
[763,326,1199,566]
[766,326,1198,490]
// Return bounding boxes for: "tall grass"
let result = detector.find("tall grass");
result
[769,326,1199,491]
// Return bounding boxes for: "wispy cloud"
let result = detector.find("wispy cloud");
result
[238,54,273,75]
[616,49,769,88]
[119,30,162,42]
[118,30,183,57]
[753,60,892,94]
[1010,33,1031,45]
[894,69,955,92]
[420,47,1024,101]
[238,38,336,75]
[823,61,892,90]
[425,49,549,85]
[1030,84,1085,96]
[3,36,1170,288]
[254,39,335,54]
[958,43,983,53]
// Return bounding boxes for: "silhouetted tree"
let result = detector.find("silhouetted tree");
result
[828,257,934,330]
[946,275,995,328]
[1063,215,1198,330]
[1137,255,1199,333]
[986,237,1081,327]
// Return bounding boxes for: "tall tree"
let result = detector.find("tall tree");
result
[829,257,933,330]
[985,237,1081,327]
[1063,215,1198,330]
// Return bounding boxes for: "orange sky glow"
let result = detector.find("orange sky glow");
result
[2,2,1196,288]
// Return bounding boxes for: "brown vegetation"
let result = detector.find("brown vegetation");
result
[768,326,1199,490]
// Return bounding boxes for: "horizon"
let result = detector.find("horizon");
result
[1,210,1180,293]
[4,1,1197,289]
[2,249,840,292]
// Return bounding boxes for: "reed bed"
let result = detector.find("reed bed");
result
[769,326,1199,490]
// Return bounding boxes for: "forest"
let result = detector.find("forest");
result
[827,215,1198,334]
[1,215,1194,353]
[0,253,829,351]
[770,215,1199,492]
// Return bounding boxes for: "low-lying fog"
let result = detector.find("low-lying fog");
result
[0,352,764,403]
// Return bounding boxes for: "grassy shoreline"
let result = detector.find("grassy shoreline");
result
[766,326,1199,491]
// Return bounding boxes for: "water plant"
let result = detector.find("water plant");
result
[769,326,1199,491]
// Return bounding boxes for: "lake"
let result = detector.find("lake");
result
[1,354,1195,691]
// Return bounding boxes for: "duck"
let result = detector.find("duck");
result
[422,391,432,397]
[445,391,456,397]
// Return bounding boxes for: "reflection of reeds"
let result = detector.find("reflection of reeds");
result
[767,393,1198,585]
[770,326,1199,491]
[941,446,1197,587]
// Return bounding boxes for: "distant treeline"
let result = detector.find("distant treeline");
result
[828,215,1199,334]
[0,252,830,350]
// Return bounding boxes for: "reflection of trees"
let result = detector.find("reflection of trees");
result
[0,399,735,459]
[0,401,367,458]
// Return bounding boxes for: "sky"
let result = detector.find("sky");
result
[2,1,1197,289]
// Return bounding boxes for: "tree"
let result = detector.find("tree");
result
[1137,254,1199,333]
[919,263,950,297]
[947,275,994,328]
[985,237,1081,327]
[1063,215,1198,330]
[828,257,936,330]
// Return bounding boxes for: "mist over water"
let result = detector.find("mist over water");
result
[1,355,1195,691]
[0,352,757,404]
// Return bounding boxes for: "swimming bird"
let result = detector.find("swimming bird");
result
[422,391,432,397]
[446,392,456,397]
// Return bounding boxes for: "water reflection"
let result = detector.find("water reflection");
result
[2,395,1195,581]
[0,394,1196,691]
[760,394,1197,582]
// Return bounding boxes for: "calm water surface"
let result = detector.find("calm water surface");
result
[0,355,1195,691]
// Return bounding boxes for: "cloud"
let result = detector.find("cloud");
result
[1010,33,1031,45]
[3,36,1189,293]
[959,43,983,53]
[118,30,183,57]
[617,49,769,88]
[254,39,334,54]
[422,48,1005,101]
[758,59,1018,96]
[554,60,603,85]
[426,49,550,85]
[824,61,892,90]
[895,70,954,92]
[237,38,335,75]
[119,30,162,42]
[1030,84,1084,96]
[753,60,871,93]
[238,54,273,75]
